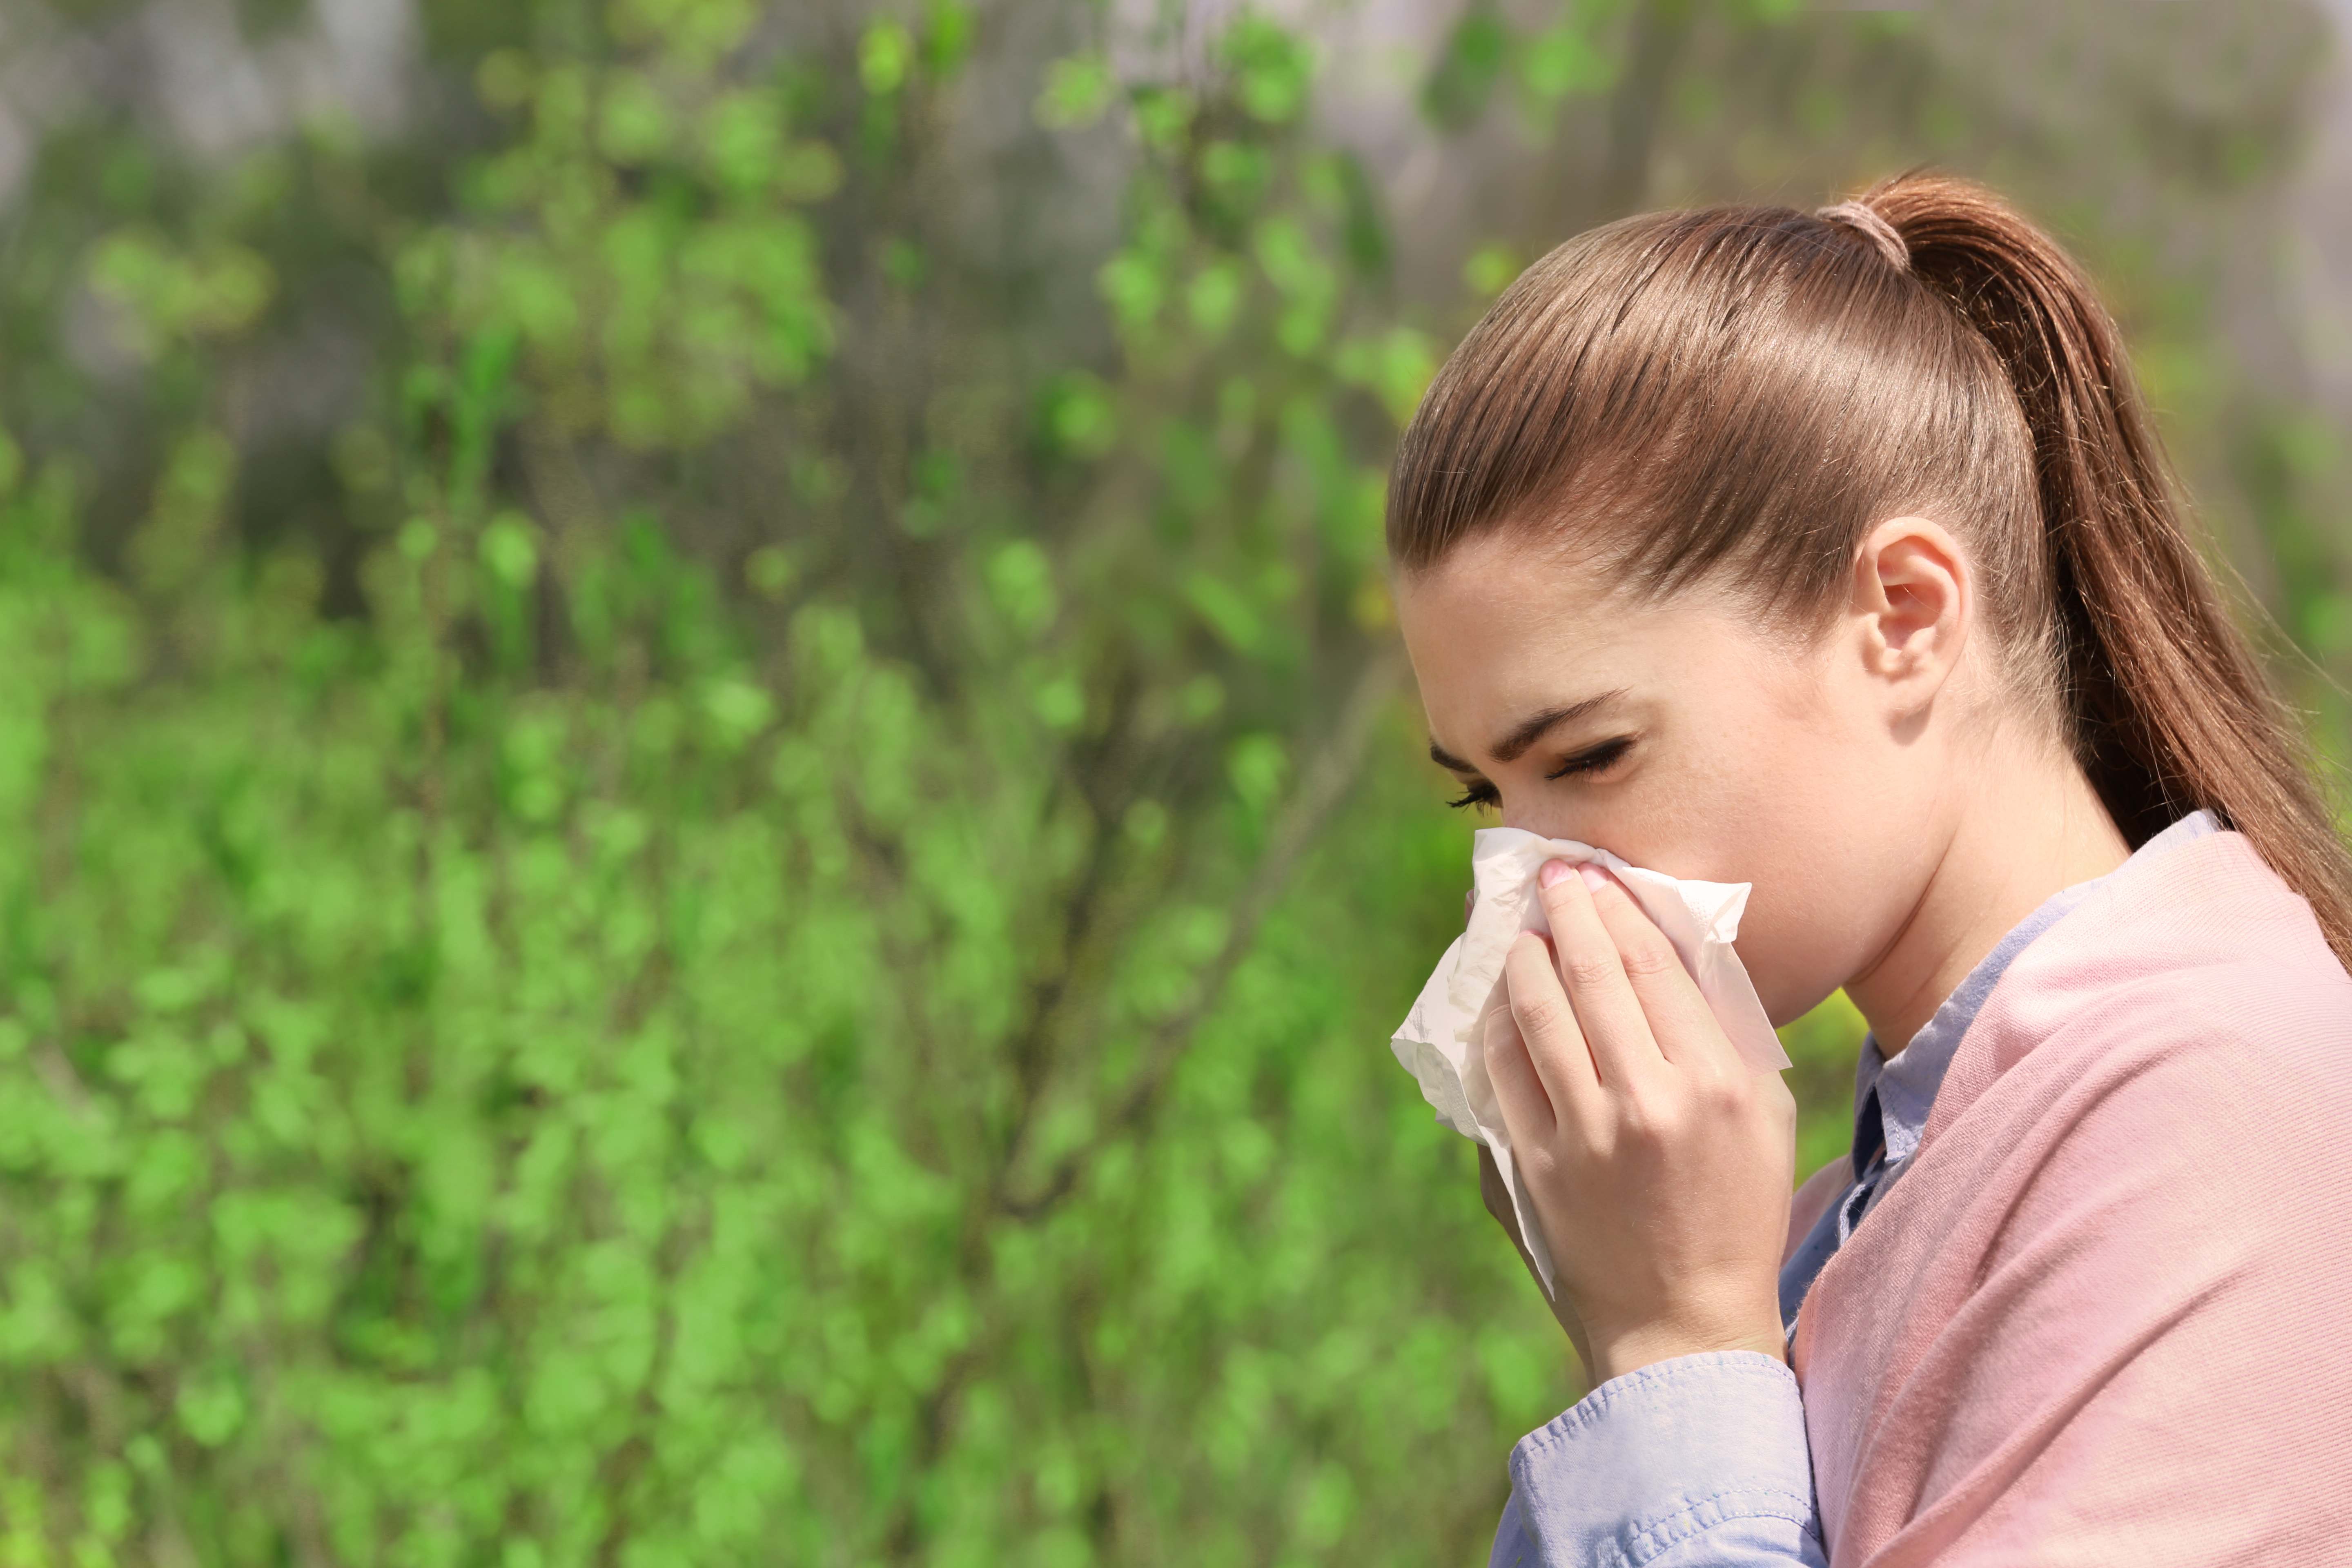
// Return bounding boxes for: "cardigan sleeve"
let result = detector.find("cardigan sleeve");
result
[1488,1350,1827,1567]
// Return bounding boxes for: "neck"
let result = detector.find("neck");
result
[1844,724,2132,1058]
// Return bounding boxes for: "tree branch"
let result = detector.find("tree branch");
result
[996,646,1407,1221]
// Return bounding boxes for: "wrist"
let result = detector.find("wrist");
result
[1587,1319,1786,1385]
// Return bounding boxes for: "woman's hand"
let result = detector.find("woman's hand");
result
[1483,859,1797,1386]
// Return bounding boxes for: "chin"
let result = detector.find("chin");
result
[1762,991,1834,1032]
[1735,947,1842,1032]
[1754,984,1815,1032]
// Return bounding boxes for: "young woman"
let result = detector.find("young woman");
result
[1388,170,2352,1566]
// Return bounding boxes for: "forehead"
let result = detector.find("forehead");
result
[1393,532,1761,755]
[1396,532,1654,678]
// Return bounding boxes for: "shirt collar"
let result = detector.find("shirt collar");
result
[1850,808,2221,1179]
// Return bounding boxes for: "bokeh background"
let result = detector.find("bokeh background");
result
[3,0,2351,1562]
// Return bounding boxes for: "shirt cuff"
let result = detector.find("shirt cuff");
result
[1508,1350,1820,1567]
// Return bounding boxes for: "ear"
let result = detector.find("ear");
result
[1848,516,1971,715]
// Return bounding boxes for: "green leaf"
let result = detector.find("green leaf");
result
[986,540,1058,636]
[1421,6,1508,130]
[1187,260,1244,336]
[1041,373,1117,459]
[702,674,775,747]
[177,1369,247,1448]
[1183,571,1263,654]
[1030,669,1084,730]
[1036,54,1115,130]
[1521,20,1616,102]
[1098,249,1165,335]
[859,20,914,95]
[925,0,977,81]
[598,71,674,164]
[1221,17,1314,125]
[1225,732,1288,812]
[481,513,540,588]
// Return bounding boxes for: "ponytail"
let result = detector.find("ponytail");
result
[1866,170,2352,967]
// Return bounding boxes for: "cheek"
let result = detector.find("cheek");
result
[1529,675,1845,870]
[1726,764,1947,1024]
[1732,830,1889,1025]
[1643,692,1844,864]
[1652,701,1904,1022]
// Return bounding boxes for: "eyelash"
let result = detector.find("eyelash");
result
[1445,737,1635,811]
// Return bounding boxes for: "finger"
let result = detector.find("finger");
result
[1501,930,1602,1123]
[1534,859,1664,1088]
[1579,869,1732,1074]
[1480,997,1558,1152]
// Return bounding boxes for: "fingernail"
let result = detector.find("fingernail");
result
[1538,859,1571,889]
[1577,863,1610,891]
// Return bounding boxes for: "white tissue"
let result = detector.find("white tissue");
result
[1390,827,1789,1297]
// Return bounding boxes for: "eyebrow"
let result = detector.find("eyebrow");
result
[1427,687,1631,773]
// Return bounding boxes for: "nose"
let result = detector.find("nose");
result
[1500,806,1586,844]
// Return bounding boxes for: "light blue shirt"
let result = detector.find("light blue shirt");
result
[1486,809,2221,1568]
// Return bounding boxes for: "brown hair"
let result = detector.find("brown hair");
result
[1388,168,2352,969]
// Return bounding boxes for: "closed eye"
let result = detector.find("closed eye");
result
[1444,778,1499,811]
[1444,736,1635,811]
[1545,736,1633,781]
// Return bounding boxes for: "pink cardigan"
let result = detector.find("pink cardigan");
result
[1788,826,2352,1564]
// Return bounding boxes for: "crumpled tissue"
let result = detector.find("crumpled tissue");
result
[1390,827,1790,1296]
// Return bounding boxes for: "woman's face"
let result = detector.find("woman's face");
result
[1393,530,1950,1027]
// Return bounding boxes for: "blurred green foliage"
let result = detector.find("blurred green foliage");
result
[0,0,2341,1562]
